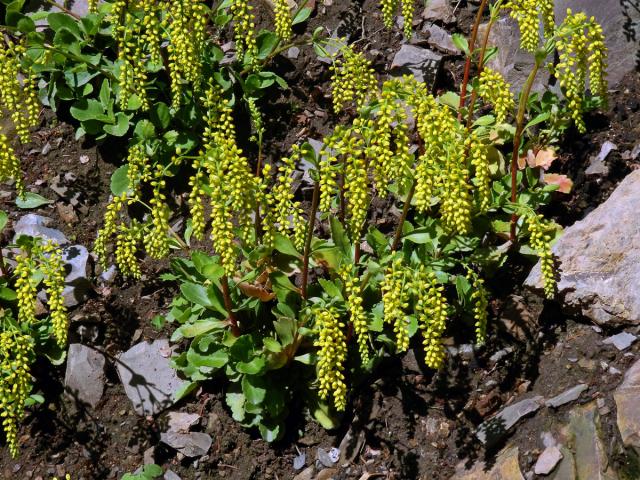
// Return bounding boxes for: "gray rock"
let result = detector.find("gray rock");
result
[603,331,637,351]
[98,265,117,285]
[534,446,563,475]
[316,447,337,468]
[293,466,314,480]
[545,384,589,408]
[64,344,106,408]
[586,141,617,176]
[423,23,457,54]
[287,46,300,59]
[614,358,640,449]
[568,402,617,479]
[477,396,544,445]
[338,428,365,464]
[293,453,306,470]
[526,170,640,326]
[116,339,188,416]
[166,412,200,433]
[622,143,640,161]
[451,446,524,479]
[391,44,443,85]
[164,471,181,480]
[61,245,90,307]
[160,431,212,457]
[555,0,640,87]
[421,0,456,25]
[13,214,68,245]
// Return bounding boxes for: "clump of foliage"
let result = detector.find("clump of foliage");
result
[0,0,608,447]
[0,214,69,457]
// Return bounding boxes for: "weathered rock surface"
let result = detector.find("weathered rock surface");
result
[13,214,68,245]
[603,332,637,351]
[568,402,618,479]
[64,344,106,408]
[116,339,188,416]
[61,244,90,307]
[391,44,443,85]
[421,0,456,25]
[526,170,640,326]
[160,431,212,457]
[534,446,563,475]
[477,396,544,445]
[614,358,640,449]
[545,384,588,408]
[451,446,524,480]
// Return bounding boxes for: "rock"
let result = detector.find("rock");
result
[545,384,589,408]
[97,265,117,285]
[550,447,576,480]
[160,431,212,457]
[568,402,618,479]
[477,396,544,445]
[603,332,637,351]
[13,215,68,245]
[143,447,155,465]
[339,428,365,464]
[391,44,443,85]
[116,339,188,416]
[293,466,314,480]
[60,245,90,307]
[554,0,640,87]
[526,170,640,326]
[479,17,550,92]
[451,446,524,480]
[423,23,457,54]
[293,453,306,470]
[166,412,200,433]
[64,344,106,408]
[164,471,181,480]
[315,469,337,480]
[287,46,300,59]
[421,0,456,25]
[586,141,617,176]
[316,447,339,468]
[614,358,640,449]
[534,446,563,475]
[55,203,78,224]
[496,295,542,342]
[622,143,640,161]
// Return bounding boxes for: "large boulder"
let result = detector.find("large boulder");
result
[526,170,640,326]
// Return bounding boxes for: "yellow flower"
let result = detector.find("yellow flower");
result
[314,307,348,411]
[41,242,68,347]
[478,68,514,124]
[527,213,556,298]
[0,130,23,196]
[414,268,448,369]
[339,264,370,363]
[381,257,410,352]
[274,0,293,42]
[330,45,377,113]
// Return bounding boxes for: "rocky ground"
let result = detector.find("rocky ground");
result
[1,0,640,479]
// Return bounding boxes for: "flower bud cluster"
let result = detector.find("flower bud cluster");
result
[467,270,489,344]
[274,0,293,42]
[414,268,448,369]
[0,331,34,457]
[339,264,370,364]
[478,68,514,125]
[467,132,490,213]
[230,0,258,64]
[381,257,410,353]
[330,46,377,113]
[40,242,68,347]
[0,130,23,195]
[313,307,348,411]
[505,0,555,52]
[527,213,556,299]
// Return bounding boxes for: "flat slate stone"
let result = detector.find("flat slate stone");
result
[535,446,563,475]
[160,431,212,457]
[614,358,640,449]
[116,339,188,416]
[546,384,589,408]
[603,332,637,351]
[64,344,106,408]
[477,396,544,445]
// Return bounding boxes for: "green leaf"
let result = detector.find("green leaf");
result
[15,192,52,209]
[225,391,246,422]
[142,464,163,477]
[525,111,551,130]
[318,278,343,299]
[187,345,229,369]
[330,216,352,259]
[258,421,282,442]
[256,31,279,60]
[311,398,340,429]
[70,98,106,122]
[451,33,470,55]
[242,375,267,405]
[292,6,312,25]
[274,233,300,257]
[177,318,227,338]
[0,211,8,231]
[150,102,171,130]
[180,282,227,314]
[263,338,282,353]
[134,119,156,141]
[0,287,16,301]
[110,164,130,195]
[229,334,254,362]
[47,12,82,39]
[103,112,130,136]
[438,91,460,109]
[236,357,266,375]
[173,381,198,402]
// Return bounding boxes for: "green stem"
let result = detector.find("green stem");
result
[37,45,118,82]
[301,181,320,301]
[510,62,541,241]
[221,276,241,337]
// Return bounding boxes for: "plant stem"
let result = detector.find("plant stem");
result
[301,181,320,300]
[391,181,416,251]
[254,132,264,240]
[0,246,8,279]
[458,0,489,121]
[465,15,496,129]
[45,0,82,20]
[510,62,540,241]
[221,276,241,336]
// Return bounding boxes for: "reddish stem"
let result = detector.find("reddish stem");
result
[221,276,240,336]
[458,0,490,121]
[301,181,320,300]
[465,16,496,129]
